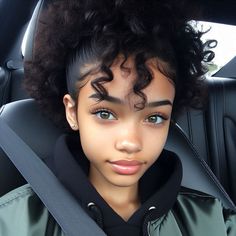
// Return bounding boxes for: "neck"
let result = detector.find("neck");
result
[89,165,141,221]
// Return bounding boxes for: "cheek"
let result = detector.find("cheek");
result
[78,118,114,162]
[142,124,170,162]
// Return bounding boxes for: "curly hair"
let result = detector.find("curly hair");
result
[24,0,216,131]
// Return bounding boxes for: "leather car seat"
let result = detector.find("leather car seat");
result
[206,77,236,202]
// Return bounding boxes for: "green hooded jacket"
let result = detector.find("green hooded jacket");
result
[0,184,235,236]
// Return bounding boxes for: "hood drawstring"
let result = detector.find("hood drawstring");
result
[87,202,104,229]
[142,206,157,236]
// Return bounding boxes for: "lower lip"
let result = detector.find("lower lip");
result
[109,163,142,175]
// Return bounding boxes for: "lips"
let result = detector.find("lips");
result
[108,160,143,175]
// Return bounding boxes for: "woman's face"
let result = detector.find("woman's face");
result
[64,56,175,189]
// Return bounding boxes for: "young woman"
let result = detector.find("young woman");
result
[0,0,235,235]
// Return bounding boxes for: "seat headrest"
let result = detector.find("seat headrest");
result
[23,0,44,61]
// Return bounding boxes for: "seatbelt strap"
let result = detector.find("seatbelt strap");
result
[0,118,106,236]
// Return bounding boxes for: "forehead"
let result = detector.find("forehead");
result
[77,56,175,106]
[103,56,175,102]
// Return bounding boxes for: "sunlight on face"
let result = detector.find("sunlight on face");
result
[64,56,175,191]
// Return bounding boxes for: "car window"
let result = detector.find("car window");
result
[192,21,236,76]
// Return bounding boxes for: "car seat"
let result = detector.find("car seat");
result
[176,77,236,203]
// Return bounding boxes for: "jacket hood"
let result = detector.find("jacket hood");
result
[51,134,182,236]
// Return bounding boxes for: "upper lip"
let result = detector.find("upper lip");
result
[108,160,143,166]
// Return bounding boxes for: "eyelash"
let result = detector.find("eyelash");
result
[144,113,168,126]
[89,107,169,125]
[90,107,117,120]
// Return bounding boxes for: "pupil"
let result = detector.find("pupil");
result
[149,116,157,123]
[101,111,109,119]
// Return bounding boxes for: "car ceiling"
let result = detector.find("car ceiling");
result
[195,0,236,25]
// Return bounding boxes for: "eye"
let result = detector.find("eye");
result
[94,109,116,120]
[145,114,167,125]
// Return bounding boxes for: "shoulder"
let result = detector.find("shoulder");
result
[148,187,236,236]
[0,184,35,207]
[176,186,229,213]
[0,184,44,214]
[0,184,63,236]
[0,184,44,222]
[173,187,236,235]
[178,186,218,201]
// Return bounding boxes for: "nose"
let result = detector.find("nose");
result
[115,124,142,154]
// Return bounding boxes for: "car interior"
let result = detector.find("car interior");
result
[0,0,236,233]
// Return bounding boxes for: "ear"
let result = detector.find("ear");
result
[63,94,79,131]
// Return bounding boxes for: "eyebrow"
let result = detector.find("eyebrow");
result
[89,93,172,107]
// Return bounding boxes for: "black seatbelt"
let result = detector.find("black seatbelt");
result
[0,118,106,236]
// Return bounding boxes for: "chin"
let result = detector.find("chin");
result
[108,175,141,187]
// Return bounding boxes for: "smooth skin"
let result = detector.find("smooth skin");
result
[63,56,175,221]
